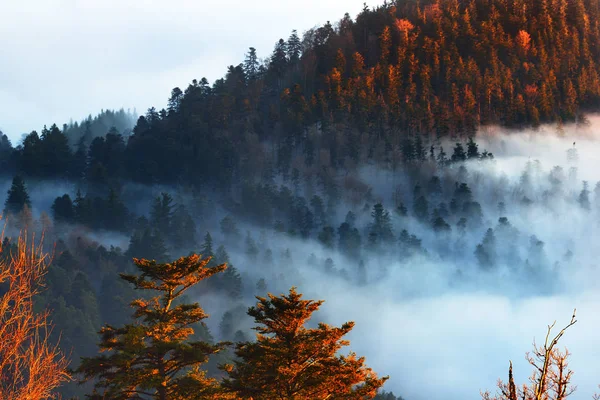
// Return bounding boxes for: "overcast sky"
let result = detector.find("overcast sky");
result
[0,0,371,142]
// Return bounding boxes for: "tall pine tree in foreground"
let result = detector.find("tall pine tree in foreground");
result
[222,287,388,399]
[75,254,229,400]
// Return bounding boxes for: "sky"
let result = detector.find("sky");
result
[0,0,372,143]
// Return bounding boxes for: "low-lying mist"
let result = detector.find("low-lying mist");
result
[3,120,600,399]
[198,120,600,399]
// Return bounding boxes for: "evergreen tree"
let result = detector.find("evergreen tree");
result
[317,226,336,250]
[244,47,260,80]
[3,175,31,216]
[369,203,394,246]
[222,288,387,399]
[75,255,228,399]
[310,195,327,227]
[432,216,451,233]
[413,196,429,222]
[467,137,480,159]
[200,232,214,259]
[338,222,361,259]
[170,205,197,250]
[475,228,496,268]
[150,192,174,236]
[437,146,448,167]
[269,39,288,88]
[126,228,169,263]
[73,189,92,226]
[579,181,591,210]
[245,231,259,262]
[451,143,467,163]
[105,188,129,232]
[51,194,75,224]
[219,311,235,341]
[323,257,335,274]
[357,260,367,286]
[220,215,241,241]
[286,30,302,63]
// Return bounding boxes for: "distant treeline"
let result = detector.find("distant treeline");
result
[2,0,599,190]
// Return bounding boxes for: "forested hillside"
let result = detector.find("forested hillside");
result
[2,0,600,189]
[1,0,600,398]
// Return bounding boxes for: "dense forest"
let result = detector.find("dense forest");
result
[2,0,600,398]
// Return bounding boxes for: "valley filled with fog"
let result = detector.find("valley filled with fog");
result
[3,120,600,399]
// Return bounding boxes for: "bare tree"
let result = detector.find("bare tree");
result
[0,227,70,399]
[482,310,577,400]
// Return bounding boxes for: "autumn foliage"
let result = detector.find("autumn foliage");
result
[221,287,388,399]
[75,254,229,400]
[0,228,70,399]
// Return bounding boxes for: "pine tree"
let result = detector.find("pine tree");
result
[201,232,214,259]
[286,30,302,63]
[369,203,394,245]
[221,287,387,399]
[245,231,259,262]
[256,278,267,293]
[413,196,429,222]
[317,226,336,249]
[75,254,228,400]
[466,137,479,159]
[51,194,75,224]
[219,311,235,341]
[220,215,241,241]
[150,192,174,236]
[579,181,591,210]
[126,228,170,263]
[3,175,31,216]
[432,216,451,233]
[167,205,195,249]
[244,47,260,80]
[436,146,448,167]
[451,142,467,163]
[475,228,496,268]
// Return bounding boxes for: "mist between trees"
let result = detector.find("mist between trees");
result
[2,119,600,399]
[2,0,600,395]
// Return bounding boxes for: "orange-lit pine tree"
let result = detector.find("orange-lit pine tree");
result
[0,229,70,399]
[75,254,229,400]
[221,287,388,399]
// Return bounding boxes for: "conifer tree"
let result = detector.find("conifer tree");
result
[369,203,394,245]
[578,181,591,211]
[150,192,174,236]
[286,30,302,63]
[3,175,31,216]
[451,142,467,163]
[244,47,260,80]
[201,232,214,259]
[51,194,75,224]
[222,287,387,399]
[75,254,228,400]
[245,231,259,262]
